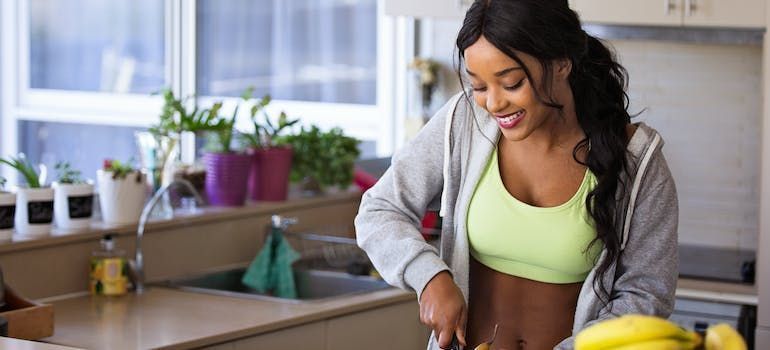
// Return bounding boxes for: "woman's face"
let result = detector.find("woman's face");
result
[464,35,566,143]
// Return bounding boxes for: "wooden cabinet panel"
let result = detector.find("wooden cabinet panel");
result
[384,0,470,19]
[682,0,765,28]
[572,0,765,28]
[230,322,326,350]
[571,0,682,26]
[325,301,430,350]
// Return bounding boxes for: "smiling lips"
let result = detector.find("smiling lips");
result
[495,110,525,129]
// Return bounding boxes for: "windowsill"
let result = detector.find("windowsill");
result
[0,189,362,255]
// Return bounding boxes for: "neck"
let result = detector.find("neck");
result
[518,93,584,154]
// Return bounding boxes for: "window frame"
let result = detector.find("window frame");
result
[1,0,404,183]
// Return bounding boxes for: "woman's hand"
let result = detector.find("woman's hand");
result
[419,271,467,349]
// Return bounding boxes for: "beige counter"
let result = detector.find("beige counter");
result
[0,337,83,350]
[41,286,414,350]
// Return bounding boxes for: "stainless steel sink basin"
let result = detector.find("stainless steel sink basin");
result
[161,267,392,303]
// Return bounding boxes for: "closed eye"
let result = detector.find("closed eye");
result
[505,78,525,91]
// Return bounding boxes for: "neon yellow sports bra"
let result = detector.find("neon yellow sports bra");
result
[467,149,602,284]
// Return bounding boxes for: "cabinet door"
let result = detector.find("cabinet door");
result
[571,0,682,26]
[230,322,326,350]
[325,301,430,350]
[682,0,765,28]
[383,0,471,19]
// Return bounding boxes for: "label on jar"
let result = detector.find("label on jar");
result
[90,257,128,296]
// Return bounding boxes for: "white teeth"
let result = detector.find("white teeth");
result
[500,111,523,123]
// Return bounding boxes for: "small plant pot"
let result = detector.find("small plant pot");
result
[14,187,54,238]
[52,182,94,234]
[97,170,147,225]
[247,146,293,201]
[0,192,16,242]
[204,152,252,206]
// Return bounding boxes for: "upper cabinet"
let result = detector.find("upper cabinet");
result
[569,0,682,26]
[384,0,470,19]
[682,0,765,28]
[384,0,765,28]
[571,0,765,28]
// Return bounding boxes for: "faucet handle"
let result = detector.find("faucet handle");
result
[270,215,298,230]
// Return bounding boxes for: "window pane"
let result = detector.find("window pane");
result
[29,0,166,94]
[19,121,143,184]
[196,0,378,104]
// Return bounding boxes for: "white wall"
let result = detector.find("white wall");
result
[422,19,762,251]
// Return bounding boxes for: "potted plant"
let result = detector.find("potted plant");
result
[0,155,53,238]
[96,159,147,225]
[240,91,299,201]
[275,125,360,196]
[0,176,15,242]
[52,162,94,234]
[203,94,253,206]
[146,88,222,194]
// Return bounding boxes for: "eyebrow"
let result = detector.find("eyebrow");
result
[465,66,523,78]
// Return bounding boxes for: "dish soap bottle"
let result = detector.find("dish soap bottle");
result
[89,234,128,296]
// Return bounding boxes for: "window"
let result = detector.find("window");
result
[29,0,166,93]
[196,0,378,105]
[1,0,399,185]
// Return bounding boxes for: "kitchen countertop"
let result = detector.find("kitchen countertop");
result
[32,277,756,349]
[0,337,83,350]
[40,286,413,350]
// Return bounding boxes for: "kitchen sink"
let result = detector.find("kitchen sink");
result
[161,266,392,303]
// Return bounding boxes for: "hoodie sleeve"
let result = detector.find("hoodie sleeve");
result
[354,98,459,300]
[555,148,679,350]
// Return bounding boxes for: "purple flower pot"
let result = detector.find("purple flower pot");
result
[204,152,253,206]
[247,146,293,201]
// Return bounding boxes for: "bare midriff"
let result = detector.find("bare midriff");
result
[466,257,583,350]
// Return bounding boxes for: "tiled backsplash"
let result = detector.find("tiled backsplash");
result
[614,40,761,251]
[426,20,761,250]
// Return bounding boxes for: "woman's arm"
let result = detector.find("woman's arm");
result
[354,96,460,299]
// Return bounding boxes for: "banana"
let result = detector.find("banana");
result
[606,338,691,350]
[575,315,700,350]
[705,323,747,350]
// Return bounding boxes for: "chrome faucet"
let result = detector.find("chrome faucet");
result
[133,179,205,294]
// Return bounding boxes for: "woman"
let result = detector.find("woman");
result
[355,0,678,349]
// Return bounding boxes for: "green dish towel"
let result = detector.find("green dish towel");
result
[241,228,301,299]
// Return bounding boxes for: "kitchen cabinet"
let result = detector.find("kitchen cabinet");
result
[231,322,326,350]
[571,0,765,28]
[384,0,765,28]
[201,300,429,350]
[384,0,471,18]
[326,300,428,350]
[570,0,681,26]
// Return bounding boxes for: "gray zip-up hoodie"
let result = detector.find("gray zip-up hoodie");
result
[355,92,678,350]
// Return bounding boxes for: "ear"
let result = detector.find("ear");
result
[554,58,572,80]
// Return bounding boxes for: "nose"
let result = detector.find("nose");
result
[485,87,508,114]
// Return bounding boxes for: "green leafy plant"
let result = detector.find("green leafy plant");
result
[103,159,142,182]
[55,161,85,184]
[0,155,42,188]
[0,176,6,191]
[239,91,299,149]
[205,111,238,153]
[275,125,360,189]
[150,88,223,136]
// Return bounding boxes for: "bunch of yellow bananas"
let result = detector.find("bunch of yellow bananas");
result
[574,314,746,350]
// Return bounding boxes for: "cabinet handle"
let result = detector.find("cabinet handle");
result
[664,0,676,15]
[685,0,697,16]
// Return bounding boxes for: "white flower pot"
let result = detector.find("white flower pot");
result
[53,182,95,233]
[15,187,54,238]
[97,170,147,225]
[0,191,16,242]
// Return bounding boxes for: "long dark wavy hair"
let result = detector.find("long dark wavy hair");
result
[456,0,633,303]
